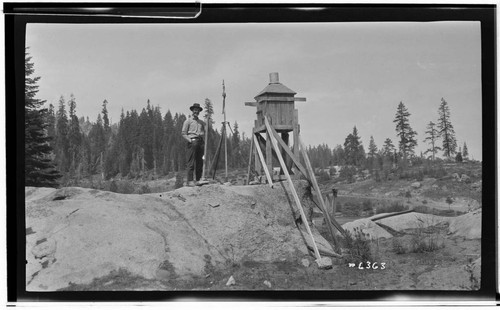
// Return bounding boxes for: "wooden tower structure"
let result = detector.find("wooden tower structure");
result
[245,73,345,265]
[245,72,305,181]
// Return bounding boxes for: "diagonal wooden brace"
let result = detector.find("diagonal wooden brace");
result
[253,134,273,188]
[299,135,346,237]
[266,124,308,177]
[264,116,323,264]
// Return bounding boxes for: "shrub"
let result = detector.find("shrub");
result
[335,201,342,212]
[343,202,361,216]
[362,200,373,212]
[392,237,407,254]
[339,166,356,183]
[109,180,118,193]
[139,184,151,194]
[118,180,135,194]
[409,217,444,253]
[341,227,373,264]
[317,170,330,183]
[424,165,447,179]
[416,170,424,181]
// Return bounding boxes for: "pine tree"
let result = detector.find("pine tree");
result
[393,101,418,166]
[437,98,457,159]
[332,145,345,166]
[231,121,241,167]
[46,103,56,150]
[368,136,378,157]
[88,114,106,175]
[138,105,154,170]
[379,138,396,180]
[367,136,378,171]
[55,96,70,172]
[24,49,61,186]
[161,110,175,175]
[102,99,110,133]
[67,94,82,176]
[423,121,441,161]
[203,98,216,169]
[462,142,469,160]
[152,105,163,176]
[343,126,364,167]
[382,138,395,156]
[203,98,215,127]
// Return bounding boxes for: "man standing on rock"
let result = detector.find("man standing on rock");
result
[181,103,206,186]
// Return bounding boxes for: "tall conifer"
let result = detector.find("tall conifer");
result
[25,49,61,186]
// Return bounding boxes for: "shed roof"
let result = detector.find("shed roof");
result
[255,82,296,98]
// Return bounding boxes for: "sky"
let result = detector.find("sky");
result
[26,21,482,160]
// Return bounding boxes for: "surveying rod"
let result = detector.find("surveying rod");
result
[201,111,209,180]
[222,80,228,181]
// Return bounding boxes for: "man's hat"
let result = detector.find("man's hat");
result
[190,103,203,111]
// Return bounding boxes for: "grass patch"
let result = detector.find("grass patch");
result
[409,216,445,253]
[340,227,375,264]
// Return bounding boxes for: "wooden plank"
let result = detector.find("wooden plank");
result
[253,134,273,188]
[246,130,255,184]
[254,121,262,174]
[266,131,273,181]
[264,116,322,261]
[299,135,346,237]
[370,209,415,222]
[257,96,307,102]
[255,124,294,133]
[267,124,307,177]
[293,109,300,159]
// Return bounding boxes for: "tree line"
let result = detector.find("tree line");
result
[25,50,251,187]
[25,50,470,187]
[46,96,251,184]
[307,99,470,177]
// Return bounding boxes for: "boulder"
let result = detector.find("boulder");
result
[460,174,471,183]
[448,209,481,239]
[374,213,449,232]
[25,183,333,291]
[411,182,421,189]
[342,218,393,240]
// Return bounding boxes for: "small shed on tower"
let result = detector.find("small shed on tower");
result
[245,72,306,181]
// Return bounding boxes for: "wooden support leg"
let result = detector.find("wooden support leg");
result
[299,135,345,250]
[266,131,273,182]
[264,117,326,265]
[246,130,255,184]
[253,134,273,188]
[281,132,293,176]
[293,109,300,159]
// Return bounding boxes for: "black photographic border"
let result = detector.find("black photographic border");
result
[5,2,497,304]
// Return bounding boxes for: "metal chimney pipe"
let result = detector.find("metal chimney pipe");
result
[269,72,279,84]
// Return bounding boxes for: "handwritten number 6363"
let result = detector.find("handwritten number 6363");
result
[348,262,386,270]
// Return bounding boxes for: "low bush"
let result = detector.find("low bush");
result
[376,202,408,214]
[343,202,361,217]
[392,237,407,254]
[409,217,444,253]
[341,227,373,264]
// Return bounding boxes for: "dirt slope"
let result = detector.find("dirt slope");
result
[25,181,332,291]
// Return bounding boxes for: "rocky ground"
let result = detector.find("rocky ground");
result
[25,174,482,292]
